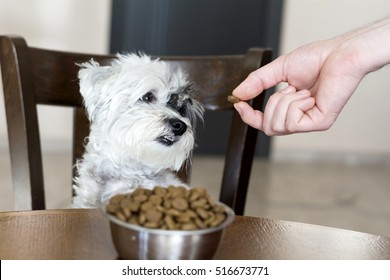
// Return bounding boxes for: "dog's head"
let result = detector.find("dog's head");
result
[78,53,204,171]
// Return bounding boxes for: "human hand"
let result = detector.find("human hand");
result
[233,17,390,136]
[233,39,362,135]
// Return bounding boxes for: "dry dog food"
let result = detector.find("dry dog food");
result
[106,186,227,230]
[227,95,240,104]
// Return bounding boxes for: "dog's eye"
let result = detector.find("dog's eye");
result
[168,94,179,106]
[141,92,156,103]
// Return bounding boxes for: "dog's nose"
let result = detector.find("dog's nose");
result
[169,118,187,136]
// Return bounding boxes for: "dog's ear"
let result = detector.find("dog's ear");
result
[78,59,112,123]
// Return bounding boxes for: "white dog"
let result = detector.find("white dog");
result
[72,53,204,208]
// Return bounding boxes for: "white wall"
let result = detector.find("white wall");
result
[0,0,111,150]
[1,0,390,162]
[273,0,390,161]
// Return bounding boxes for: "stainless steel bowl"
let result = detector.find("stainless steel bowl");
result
[103,204,234,260]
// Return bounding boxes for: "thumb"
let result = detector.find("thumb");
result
[233,55,286,100]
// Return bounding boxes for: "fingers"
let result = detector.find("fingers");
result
[232,55,287,100]
[284,95,316,133]
[262,87,313,135]
[234,86,318,135]
[234,101,265,131]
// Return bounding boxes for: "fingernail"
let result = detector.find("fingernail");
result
[279,86,296,94]
[297,89,311,96]
[233,103,243,115]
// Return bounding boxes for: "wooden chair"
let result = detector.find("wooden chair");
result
[0,35,272,214]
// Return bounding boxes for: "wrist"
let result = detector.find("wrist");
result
[339,17,390,75]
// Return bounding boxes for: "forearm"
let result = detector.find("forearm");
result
[328,17,390,76]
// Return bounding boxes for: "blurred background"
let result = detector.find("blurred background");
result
[1,0,389,237]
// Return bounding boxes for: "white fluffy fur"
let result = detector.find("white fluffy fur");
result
[72,53,203,208]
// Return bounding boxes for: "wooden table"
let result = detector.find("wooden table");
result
[0,209,389,259]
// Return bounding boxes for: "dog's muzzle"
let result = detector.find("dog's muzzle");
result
[158,118,188,146]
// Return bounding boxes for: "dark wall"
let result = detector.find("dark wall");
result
[110,0,284,156]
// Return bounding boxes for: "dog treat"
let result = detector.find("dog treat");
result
[106,186,228,230]
[227,95,240,104]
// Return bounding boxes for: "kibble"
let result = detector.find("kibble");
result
[227,95,240,104]
[106,186,228,230]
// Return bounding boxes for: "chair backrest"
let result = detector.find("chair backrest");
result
[0,35,272,214]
